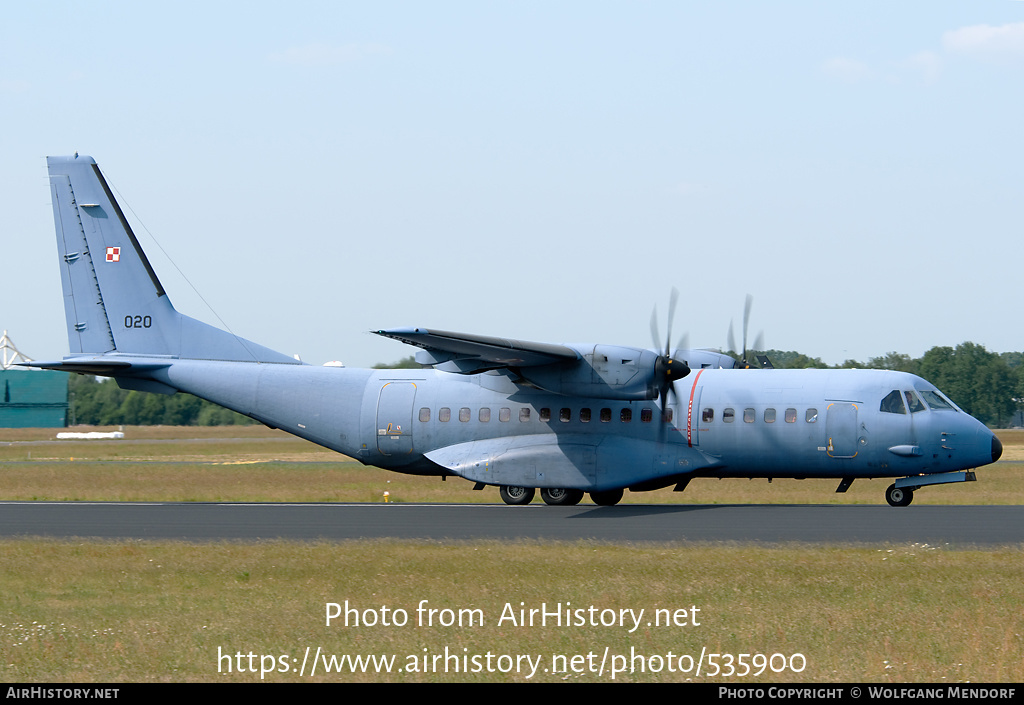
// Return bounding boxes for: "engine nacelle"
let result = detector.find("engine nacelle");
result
[675,348,738,371]
[518,345,665,400]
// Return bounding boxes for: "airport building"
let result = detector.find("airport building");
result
[0,331,69,428]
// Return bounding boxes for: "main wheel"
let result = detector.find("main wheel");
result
[885,484,914,507]
[499,485,535,505]
[540,488,584,506]
[590,488,624,506]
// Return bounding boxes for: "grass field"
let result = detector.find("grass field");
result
[2,541,1021,683]
[1,426,1021,683]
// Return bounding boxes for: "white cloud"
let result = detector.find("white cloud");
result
[268,43,392,67]
[820,57,870,83]
[942,22,1024,59]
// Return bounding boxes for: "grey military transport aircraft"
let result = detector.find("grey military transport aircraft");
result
[25,155,1003,507]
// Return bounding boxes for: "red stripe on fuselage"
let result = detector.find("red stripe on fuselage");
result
[686,368,704,448]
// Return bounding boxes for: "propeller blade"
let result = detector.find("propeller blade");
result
[742,294,752,363]
[675,332,689,356]
[752,331,764,354]
[649,288,691,442]
[665,287,679,356]
[650,306,661,352]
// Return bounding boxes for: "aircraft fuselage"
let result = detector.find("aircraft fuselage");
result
[152,361,998,494]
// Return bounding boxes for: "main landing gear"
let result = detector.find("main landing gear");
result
[885,483,914,507]
[497,485,623,506]
[498,485,535,505]
[540,488,585,506]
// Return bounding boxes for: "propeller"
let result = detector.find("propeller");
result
[649,288,691,435]
[727,294,765,369]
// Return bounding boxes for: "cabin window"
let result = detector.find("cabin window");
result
[880,390,906,414]
[805,408,818,423]
[600,408,612,422]
[419,407,430,422]
[743,408,755,423]
[663,408,673,423]
[905,390,927,413]
[641,408,653,423]
[560,408,572,422]
[580,408,592,422]
[785,408,797,423]
[919,390,955,411]
[439,407,451,422]
[520,408,531,422]
[540,408,551,422]
[723,408,735,423]
[620,408,632,423]
[764,408,776,423]
[702,407,714,423]
[499,407,511,422]
[459,407,470,422]
[479,408,491,423]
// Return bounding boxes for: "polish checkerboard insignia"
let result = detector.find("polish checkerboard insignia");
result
[105,247,121,262]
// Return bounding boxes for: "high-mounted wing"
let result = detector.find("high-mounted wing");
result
[375,327,692,401]
[374,328,579,374]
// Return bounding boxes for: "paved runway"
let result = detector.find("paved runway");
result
[0,502,1021,545]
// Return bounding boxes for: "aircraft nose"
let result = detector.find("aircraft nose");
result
[992,434,1003,463]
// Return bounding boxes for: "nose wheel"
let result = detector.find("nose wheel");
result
[885,484,914,507]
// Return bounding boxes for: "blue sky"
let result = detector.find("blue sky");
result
[3,2,1023,368]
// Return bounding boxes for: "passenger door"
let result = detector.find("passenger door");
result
[825,402,858,458]
[376,382,416,456]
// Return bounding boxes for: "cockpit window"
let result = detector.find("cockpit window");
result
[919,390,956,411]
[880,390,906,414]
[904,390,925,413]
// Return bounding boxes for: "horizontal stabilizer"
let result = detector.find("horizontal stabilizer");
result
[18,358,171,376]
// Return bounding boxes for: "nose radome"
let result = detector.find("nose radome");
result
[992,434,1003,463]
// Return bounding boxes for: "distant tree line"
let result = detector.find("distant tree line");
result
[68,374,255,426]
[67,343,1024,427]
[757,342,1023,427]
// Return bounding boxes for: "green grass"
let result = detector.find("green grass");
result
[1,540,1021,683]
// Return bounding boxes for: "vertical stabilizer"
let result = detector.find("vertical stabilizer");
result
[46,155,298,364]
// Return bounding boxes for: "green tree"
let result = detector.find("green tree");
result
[918,343,1015,426]
[373,356,419,369]
[759,350,829,369]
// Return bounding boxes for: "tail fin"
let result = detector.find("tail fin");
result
[47,155,297,364]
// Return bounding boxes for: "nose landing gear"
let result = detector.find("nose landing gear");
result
[885,483,914,507]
